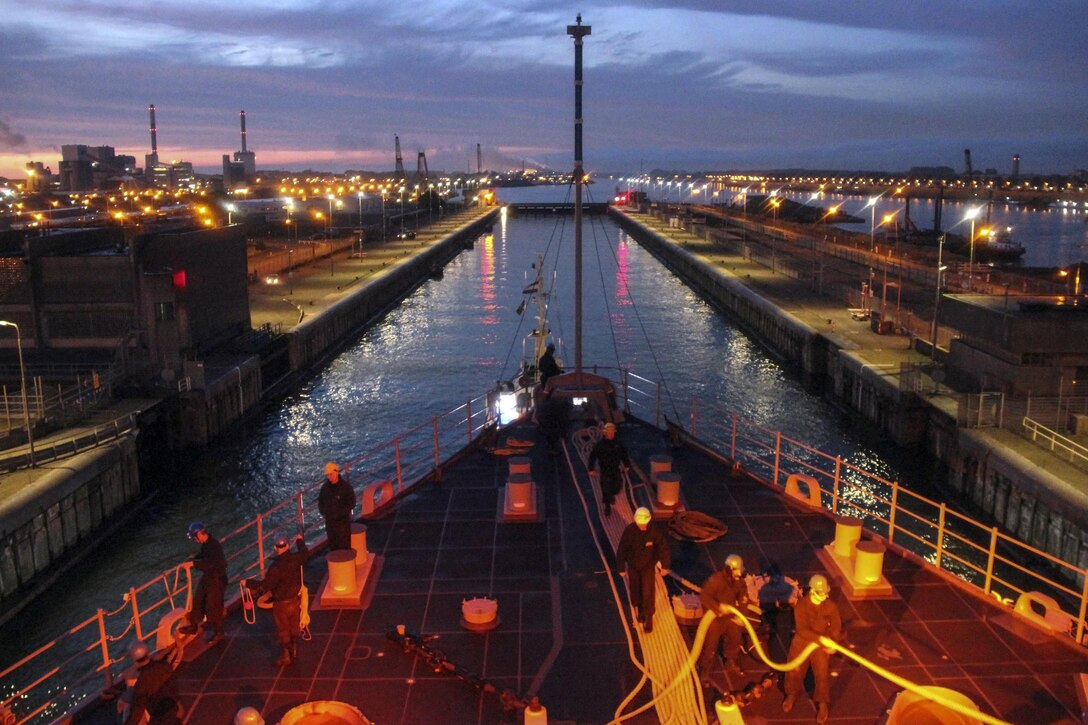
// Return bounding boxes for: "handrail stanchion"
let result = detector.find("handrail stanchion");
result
[96,608,113,691]
[1076,573,1088,646]
[833,457,842,514]
[773,432,781,488]
[936,503,947,570]
[296,491,305,532]
[730,413,737,460]
[690,396,697,438]
[256,514,266,578]
[466,400,472,443]
[394,436,404,492]
[433,416,440,474]
[983,526,999,596]
[888,482,899,544]
[129,587,143,641]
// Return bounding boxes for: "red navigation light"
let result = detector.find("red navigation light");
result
[172,269,187,290]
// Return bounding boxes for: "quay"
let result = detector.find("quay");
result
[0,205,498,621]
[610,204,1088,582]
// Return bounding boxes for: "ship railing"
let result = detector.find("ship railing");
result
[681,395,1088,648]
[0,391,494,725]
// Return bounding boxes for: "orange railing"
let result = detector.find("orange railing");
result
[0,391,497,725]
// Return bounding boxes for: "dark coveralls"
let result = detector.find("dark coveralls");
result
[123,659,179,725]
[588,436,631,507]
[785,594,843,706]
[318,476,356,551]
[698,569,749,671]
[187,534,227,635]
[536,393,570,453]
[245,540,310,654]
[615,522,670,623]
[538,349,562,387]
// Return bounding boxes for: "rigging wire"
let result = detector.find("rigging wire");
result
[583,186,683,425]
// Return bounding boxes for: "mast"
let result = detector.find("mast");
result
[567,15,590,377]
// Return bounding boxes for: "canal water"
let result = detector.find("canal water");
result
[2,185,919,666]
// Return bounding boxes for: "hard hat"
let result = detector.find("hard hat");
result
[809,574,830,595]
[234,707,265,725]
[725,554,744,573]
[187,521,206,539]
[129,641,150,662]
[324,461,340,475]
[634,507,652,524]
[602,422,617,433]
[546,342,555,351]
[274,537,289,551]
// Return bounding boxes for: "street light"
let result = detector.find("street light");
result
[380,189,387,242]
[357,192,365,231]
[226,203,236,225]
[866,196,879,250]
[0,320,34,466]
[964,206,982,290]
[930,234,946,361]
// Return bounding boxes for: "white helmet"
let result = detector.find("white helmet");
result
[809,574,830,596]
[724,554,744,575]
[129,641,150,662]
[234,708,265,725]
[633,507,652,525]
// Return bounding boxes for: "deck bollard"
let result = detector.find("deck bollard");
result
[524,696,547,724]
[649,454,672,481]
[853,540,886,585]
[326,550,357,594]
[507,474,533,511]
[831,515,862,558]
[350,523,368,566]
[509,456,531,476]
[656,471,681,507]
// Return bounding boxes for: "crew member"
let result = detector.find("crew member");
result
[698,553,750,682]
[538,343,562,387]
[121,641,179,725]
[783,574,843,725]
[244,534,310,666]
[616,507,670,633]
[318,462,356,551]
[588,422,630,516]
[178,522,227,645]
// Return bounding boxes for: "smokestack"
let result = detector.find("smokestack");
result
[1012,154,1020,180]
[149,104,158,153]
[240,110,247,153]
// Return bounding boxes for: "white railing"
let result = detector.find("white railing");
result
[1023,416,1088,467]
[0,391,497,725]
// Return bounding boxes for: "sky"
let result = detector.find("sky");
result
[1,1,1086,179]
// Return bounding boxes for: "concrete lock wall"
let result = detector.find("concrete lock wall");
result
[0,434,141,604]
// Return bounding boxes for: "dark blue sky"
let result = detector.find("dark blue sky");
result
[2,1,1086,178]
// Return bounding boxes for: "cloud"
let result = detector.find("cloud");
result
[0,121,27,149]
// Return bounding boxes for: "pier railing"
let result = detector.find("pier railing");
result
[0,390,496,725]
[610,375,1088,649]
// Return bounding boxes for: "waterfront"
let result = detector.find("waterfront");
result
[0,188,925,667]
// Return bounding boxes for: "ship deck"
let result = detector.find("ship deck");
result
[80,417,1086,724]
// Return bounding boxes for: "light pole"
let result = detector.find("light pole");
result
[0,320,34,466]
[380,190,387,242]
[357,192,364,232]
[226,203,236,225]
[867,196,878,250]
[930,234,946,360]
[326,194,335,238]
[964,207,981,291]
